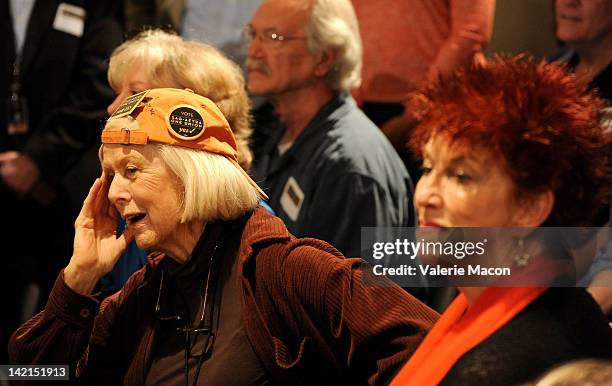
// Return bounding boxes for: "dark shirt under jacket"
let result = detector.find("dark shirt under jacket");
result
[145,219,269,385]
[251,93,415,260]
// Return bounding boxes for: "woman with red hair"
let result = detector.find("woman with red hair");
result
[390,55,612,386]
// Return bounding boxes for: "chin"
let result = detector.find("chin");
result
[248,78,275,95]
[134,233,157,252]
[556,29,582,43]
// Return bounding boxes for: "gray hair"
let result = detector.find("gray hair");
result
[305,0,362,92]
[156,145,261,223]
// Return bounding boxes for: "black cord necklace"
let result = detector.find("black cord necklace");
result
[154,241,223,386]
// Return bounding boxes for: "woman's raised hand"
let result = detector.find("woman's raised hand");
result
[64,177,134,295]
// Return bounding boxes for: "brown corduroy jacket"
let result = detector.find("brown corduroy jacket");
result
[9,207,438,385]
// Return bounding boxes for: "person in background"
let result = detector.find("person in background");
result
[352,0,495,125]
[390,55,612,386]
[0,0,123,364]
[101,29,258,294]
[9,87,438,385]
[246,0,416,267]
[554,0,612,316]
[554,0,611,100]
[353,0,495,181]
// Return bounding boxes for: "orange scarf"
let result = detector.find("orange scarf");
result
[390,286,546,386]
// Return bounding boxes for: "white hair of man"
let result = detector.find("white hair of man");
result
[305,0,363,92]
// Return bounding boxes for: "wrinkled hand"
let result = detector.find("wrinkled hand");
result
[64,177,134,295]
[0,151,40,194]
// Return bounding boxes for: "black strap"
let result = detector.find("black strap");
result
[188,240,224,386]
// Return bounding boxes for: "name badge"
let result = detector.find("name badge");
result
[280,176,304,222]
[53,3,86,37]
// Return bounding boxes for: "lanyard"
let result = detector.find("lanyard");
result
[155,241,224,386]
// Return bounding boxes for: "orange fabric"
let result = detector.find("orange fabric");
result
[352,0,495,103]
[389,286,546,386]
[101,129,148,145]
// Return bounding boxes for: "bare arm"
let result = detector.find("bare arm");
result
[427,0,495,82]
[382,0,496,150]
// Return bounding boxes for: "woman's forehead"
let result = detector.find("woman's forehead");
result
[424,135,498,165]
[424,134,474,155]
[101,144,154,166]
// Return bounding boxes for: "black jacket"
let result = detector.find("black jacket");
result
[440,288,612,386]
[1,0,123,178]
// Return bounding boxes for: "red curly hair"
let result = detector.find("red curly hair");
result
[408,55,610,226]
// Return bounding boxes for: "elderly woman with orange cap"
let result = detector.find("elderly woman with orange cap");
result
[9,88,437,386]
[97,29,260,295]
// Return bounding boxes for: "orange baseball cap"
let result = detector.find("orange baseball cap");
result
[102,87,268,199]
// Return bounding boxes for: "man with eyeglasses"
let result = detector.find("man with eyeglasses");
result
[246,0,424,291]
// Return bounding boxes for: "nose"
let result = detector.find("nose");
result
[107,92,126,116]
[414,172,443,214]
[107,174,131,211]
[247,32,264,58]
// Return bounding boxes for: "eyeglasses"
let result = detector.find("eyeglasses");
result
[244,25,307,48]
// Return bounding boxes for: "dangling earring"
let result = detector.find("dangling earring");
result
[513,238,531,267]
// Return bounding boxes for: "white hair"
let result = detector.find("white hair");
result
[156,144,261,223]
[306,0,362,92]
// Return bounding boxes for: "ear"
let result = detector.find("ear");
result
[313,49,337,78]
[513,190,555,227]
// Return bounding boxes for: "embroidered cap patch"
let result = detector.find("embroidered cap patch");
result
[166,105,206,140]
